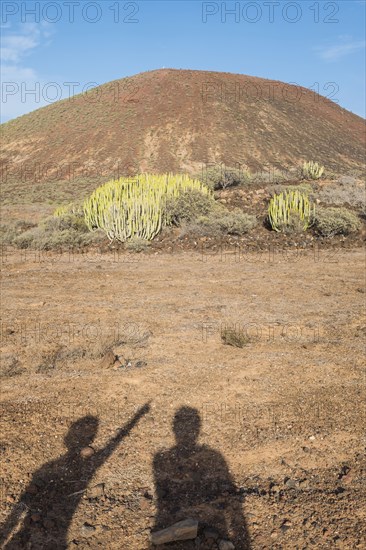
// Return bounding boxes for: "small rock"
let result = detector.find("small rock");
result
[88,483,104,498]
[284,478,297,489]
[203,527,220,540]
[309,435,316,441]
[218,540,235,550]
[338,465,350,479]
[151,518,198,545]
[342,471,355,485]
[99,350,117,369]
[280,519,292,533]
[80,446,95,458]
[282,520,292,527]
[31,513,41,522]
[135,360,147,368]
[81,523,96,537]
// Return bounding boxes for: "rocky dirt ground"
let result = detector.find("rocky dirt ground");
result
[0,248,365,549]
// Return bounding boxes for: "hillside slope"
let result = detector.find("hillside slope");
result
[1,69,365,187]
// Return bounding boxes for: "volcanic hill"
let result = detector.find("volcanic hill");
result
[1,68,365,192]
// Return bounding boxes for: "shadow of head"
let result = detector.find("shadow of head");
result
[64,416,99,452]
[173,406,201,447]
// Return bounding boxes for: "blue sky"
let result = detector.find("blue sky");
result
[1,0,365,121]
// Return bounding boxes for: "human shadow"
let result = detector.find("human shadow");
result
[1,402,150,550]
[151,406,250,548]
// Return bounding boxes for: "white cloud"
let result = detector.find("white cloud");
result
[1,23,53,121]
[316,39,365,61]
[1,35,40,62]
[0,22,51,62]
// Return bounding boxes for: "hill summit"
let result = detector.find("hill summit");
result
[1,69,365,185]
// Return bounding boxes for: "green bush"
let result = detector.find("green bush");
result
[44,213,89,233]
[0,220,37,245]
[13,213,105,250]
[165,189,216,225]
[197,208,257,235]
[314,207,361,237]
[195,166,251,190]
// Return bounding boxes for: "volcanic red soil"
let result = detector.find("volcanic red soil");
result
[1,69,365,199]
[0,247,365,549]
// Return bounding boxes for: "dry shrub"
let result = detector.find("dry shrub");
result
[221,327,250,348]
[318,179,365,209]
[314,207,361,237]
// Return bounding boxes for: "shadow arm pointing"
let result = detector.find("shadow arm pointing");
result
[96,401,151,463]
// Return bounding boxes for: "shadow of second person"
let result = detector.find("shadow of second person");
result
[152,406,250,548]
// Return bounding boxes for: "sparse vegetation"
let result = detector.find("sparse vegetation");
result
[0,354,24,378]
[251,169,292,185]
[301,161,325,180]
[268,190,315,233]
[314,207,361,237]
[12,213,105,250]
[125,237,151,252]
[195,165,251,190]
[54,202,84,217]
[318,179,365,209]
[196,208,257,236]
[268,183,314,198]
[2,164,365,252]
[0,220,38,245]
[221,327,250,348]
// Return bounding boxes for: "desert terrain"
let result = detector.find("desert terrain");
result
[1,245,365,549]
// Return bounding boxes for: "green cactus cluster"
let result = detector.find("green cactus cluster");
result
[83,173,211,242]
[302,161,324,180]
[268,189,315,232]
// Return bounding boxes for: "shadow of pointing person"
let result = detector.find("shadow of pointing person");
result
[152,407,250,548]
[1,402,151,550]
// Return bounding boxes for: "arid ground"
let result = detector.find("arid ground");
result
[1,247,365,549]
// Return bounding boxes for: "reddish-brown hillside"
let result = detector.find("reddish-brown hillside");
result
[1,69,365,187]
